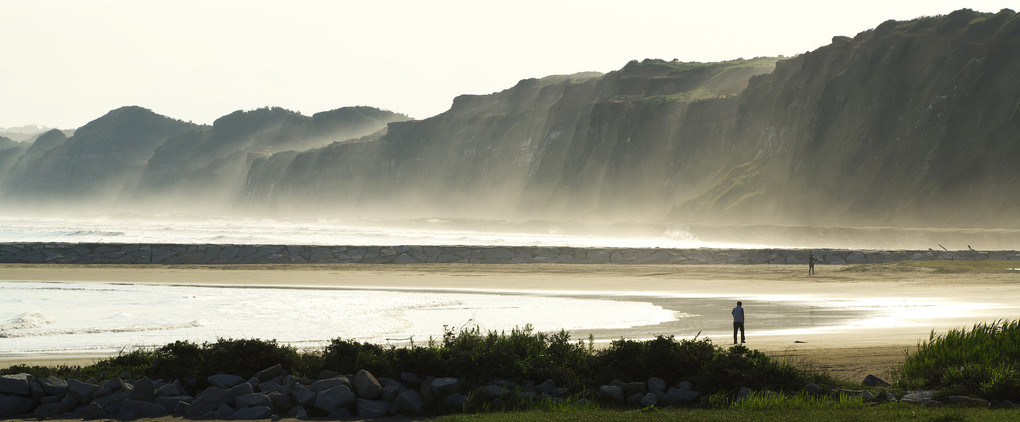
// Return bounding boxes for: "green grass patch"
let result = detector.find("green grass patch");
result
[433,405,1020,422]
[840,260,1018,274]
[896,320,1020,401]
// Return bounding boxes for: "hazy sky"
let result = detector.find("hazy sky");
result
[2,1,1016,129]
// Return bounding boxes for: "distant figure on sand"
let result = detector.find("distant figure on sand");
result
[808,252,816,276]
[732,301,745,344]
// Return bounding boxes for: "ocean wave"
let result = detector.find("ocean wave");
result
[0,312,56,330]
[0,320,202,338]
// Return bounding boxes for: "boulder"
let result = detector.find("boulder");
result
[390,390,425,416]
[130,377,156,401]
[154,395,193,413]
[735,387,752,403]
[639,392,658,407]
[948,396,991,407]
[67,379,99,404]
[353,369,382,399]
[253,364,285,382]
[647,377,666,393]
[208,374,245,389]
[286,405,308,418]
[156,381,183,397]
[0,393,33,418]
[258,381,283,394]
[380,384,403,402]
[230,405,273,420]
[267,391,290,409]
[91,390,132,414]
[803,383,824,395]
[235,393,273,408]
[289,386,316,408]
[85,401,106,419]
[311,376,351,393]
[598,385,623,403]
[313,385,356,413]
[477,384,511,399]
[535,379,556,395]
[215,402,236,418]
[862,374,891,387]
[430,377,460,397]
[900,390,937,404]
[37,376,69,395]
[356,398,390,418]
[0,374,32,395]
[185,387,231,417]
[119,399,169,419]
[441,392,468,410]
[226,382,255,401]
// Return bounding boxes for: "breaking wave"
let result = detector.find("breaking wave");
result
[0,320,203,338]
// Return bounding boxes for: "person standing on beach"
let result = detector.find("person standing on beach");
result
[732,301,745,344]
[808,252,816,276]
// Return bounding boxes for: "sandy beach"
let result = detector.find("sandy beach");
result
[3,262,1019,382]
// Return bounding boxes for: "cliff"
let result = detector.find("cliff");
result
[2,9,1018,231]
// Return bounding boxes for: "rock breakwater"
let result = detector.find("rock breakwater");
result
[2,243,1018,265]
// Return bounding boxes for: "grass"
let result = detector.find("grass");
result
[433,406,1020,422]
[840,260,1018,274]
[897,320,1020,401]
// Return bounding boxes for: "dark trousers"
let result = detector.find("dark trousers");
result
[733,321,745,343]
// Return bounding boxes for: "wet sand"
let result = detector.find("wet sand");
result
[3,263,1019,382]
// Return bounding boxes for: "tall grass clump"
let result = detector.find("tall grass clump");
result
[897,320,1020,400]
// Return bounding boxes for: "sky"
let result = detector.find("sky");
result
[2,0,1016,130]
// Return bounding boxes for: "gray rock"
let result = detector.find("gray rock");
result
[862,374,891,387]
[921,399,943,407]
[430,377,460,397]
[626,392,644,406]
[900,390,937,404]
[803,383,823,395]
[215,402,236,418]
[227,382,255,402]
[535,379,556,394]
[254,364,285,382]
[477,384,511,399]
[68,379,99,404]
[0,393,33,418]
[619,381,646,397]
[290,386,316,408]
[267,391,290,409]
[735,387,753,403]
[130,377,156,401]
[353,369,382,399]
[400,372,421,384]
[208,374,246,389]
[91,390,132,414]
[285,405,308,418]
[314,385,356,413]
[37,376,69,395]
[85,401,106,419]
[356,398,390,418]
[119,399,169,419]
[551,387,570,397]
[156,381,183,397]
[230,405,273,420]
[185,387,231,417]
[647,377,666,393]
[154,395,193,413]
[441,392,468,410]
[640,392,658,407]
[258,381,283,394]
[0,373,32,395]
[948,395,990,407]
[598,385,624,403]
[380,384,403,402]
[236,393,273,408]
[390,390,425,416]
[310,376,351,393]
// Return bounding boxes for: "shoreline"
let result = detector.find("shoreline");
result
[4,263,1020,382]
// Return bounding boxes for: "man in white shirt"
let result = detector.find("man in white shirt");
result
[732,301,745,344]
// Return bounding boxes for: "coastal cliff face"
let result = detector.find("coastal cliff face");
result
[673,8,1020,228]
[1,9,1018,230]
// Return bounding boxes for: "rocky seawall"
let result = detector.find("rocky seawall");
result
[2,243,1018,265]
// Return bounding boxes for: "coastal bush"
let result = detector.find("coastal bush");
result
[896,320,1020,401]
